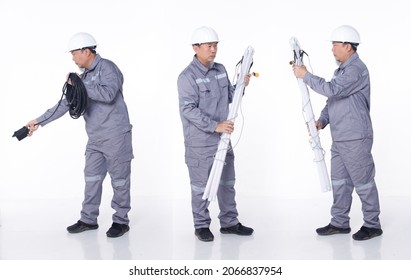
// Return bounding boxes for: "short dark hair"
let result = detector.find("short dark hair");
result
[85,46,97,54]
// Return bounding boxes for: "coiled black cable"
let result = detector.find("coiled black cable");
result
[64,72,88,119]
[13,73,88,140]
[37,72,88,124]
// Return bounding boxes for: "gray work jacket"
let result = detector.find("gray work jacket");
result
[178,55,234,147]
[37,54,132,141]
[303,52,373,141]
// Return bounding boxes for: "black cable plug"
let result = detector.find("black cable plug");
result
[12,126,29,141]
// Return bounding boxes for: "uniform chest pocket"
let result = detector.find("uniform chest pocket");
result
[217,76,229,89]
[198,83,216,99]
[82,71,101,86]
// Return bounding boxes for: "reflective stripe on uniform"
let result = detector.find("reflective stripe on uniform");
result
[85,175,103,182]
[191,184,205,192]
[355,179,375,192]
[215,73,227,80]
[219,179,235,187]
[195,78,210,84]
[331,178,348,186]
[112,179,127,188]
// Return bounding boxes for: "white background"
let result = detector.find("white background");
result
[0,0,410,275]
[1,0,409,201]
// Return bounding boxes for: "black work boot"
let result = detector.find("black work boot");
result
[106,222,130,238]
[220,223,254,236]
[195,228,214,242]
[316,223,351,236]
[67,220,98,233]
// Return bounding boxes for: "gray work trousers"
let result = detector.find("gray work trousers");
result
[185,145,239,229]
[80,131,133,225]
[330,138,381,229]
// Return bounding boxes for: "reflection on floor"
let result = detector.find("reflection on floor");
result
[0,194,409,260]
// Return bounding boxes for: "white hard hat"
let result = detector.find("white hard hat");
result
[330,25,360,44]
[191,26,219,45]
[68,32,97,52]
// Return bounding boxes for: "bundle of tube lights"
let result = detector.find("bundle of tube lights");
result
[289,37,331,192]
[202,46,255,201]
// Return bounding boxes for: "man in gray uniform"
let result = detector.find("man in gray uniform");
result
[292,25,382,241]
[26,32,133,238]
[178,26,254,242]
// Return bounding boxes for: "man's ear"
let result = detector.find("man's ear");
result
[345,43,353,52]
[192,44,199,52]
